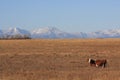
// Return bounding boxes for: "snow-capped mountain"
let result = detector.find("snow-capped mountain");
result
[88,29,120,38]
[31,27,74,38]
[4,27,31,36]
[0,28,31,39]
[1,27,120,39]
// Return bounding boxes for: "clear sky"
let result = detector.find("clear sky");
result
[0,0,120,32]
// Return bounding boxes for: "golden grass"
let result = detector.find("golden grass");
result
[0,39,120,80]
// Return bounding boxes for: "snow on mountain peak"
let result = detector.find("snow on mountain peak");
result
[7,27,20,34]
[31,27,68,38]
[88,29,120,38]
[31,27,64,34]
[5,27,30,36]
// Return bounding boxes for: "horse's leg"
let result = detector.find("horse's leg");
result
[102,63,105,68]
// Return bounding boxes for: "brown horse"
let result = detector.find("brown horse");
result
[88,58,107,68]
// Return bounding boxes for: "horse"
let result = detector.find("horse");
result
[88,58,107,68]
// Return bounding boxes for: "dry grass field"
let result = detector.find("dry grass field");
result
[0,39,120,80]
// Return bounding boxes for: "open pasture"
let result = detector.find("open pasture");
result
[0,39,120,80]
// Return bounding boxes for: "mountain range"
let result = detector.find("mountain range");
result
[0,27,120,39]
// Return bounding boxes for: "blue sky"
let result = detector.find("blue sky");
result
[0,0,120,32]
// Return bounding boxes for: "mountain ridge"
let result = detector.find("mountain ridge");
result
[0,27,120,38]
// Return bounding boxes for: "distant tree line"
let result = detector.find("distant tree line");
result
[0,34,31,40]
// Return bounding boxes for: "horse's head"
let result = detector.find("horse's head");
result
[88,58,91,63]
